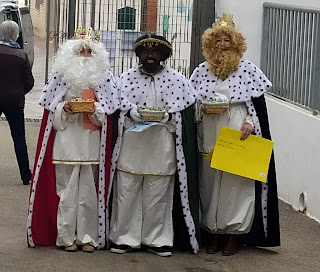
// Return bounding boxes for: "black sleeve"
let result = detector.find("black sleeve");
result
[251,95,272,140]
[23,53,34,94]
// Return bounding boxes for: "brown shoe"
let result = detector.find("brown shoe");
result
[64,243,77,252]
[82,243,94,253]
[205,234,221,254]
[222,235,242,256]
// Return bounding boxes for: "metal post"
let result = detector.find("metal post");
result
[45,0,51,82]
[53,0,61,53]
[311,14,320,111]
[68,0,77,38]
[91,0,96,29]
[189,0,215,75]
[260,5,270,72]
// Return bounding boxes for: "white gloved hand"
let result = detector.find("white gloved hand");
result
[160,112,169,124]
[130,105,142,122]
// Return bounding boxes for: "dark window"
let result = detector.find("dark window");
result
[118,6,136,30]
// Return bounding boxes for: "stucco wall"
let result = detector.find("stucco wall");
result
[215,0,320,66]
[215,0,320,221]
[266,95,320,222]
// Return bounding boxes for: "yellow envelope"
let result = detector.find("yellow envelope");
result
[204,149,213,161]
[210,126,274,183]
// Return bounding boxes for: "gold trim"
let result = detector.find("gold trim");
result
[73,26,101,41]
[198,151,209,156]
[133,38,172,52]
[213,13,235,28]
[118,169,174,177]
[53,159,99,163]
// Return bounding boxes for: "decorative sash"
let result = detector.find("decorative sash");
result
[83,89,100,131]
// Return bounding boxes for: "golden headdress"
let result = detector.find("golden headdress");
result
[73,27,100,41]
[133,34,172,61]
[202,12,246,51]
[213,13,235,28]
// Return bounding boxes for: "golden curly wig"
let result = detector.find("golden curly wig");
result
[202,23,247,78]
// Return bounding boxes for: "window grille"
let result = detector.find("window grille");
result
[117,6,136,30]
[51,0,195,77]
[261,2,320,112]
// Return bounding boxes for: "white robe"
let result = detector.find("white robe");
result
[110,75,176,247]
[109,65,199,253]
[198,79,255,234]
[27,71,120,249]
[53,87,105,247]
[52,88,105,164]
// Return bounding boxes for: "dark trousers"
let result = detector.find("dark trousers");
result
[0,106,31,182]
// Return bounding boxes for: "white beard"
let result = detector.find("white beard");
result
[59,56,106,90]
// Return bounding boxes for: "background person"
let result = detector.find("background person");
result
[190,14,280,256]
[0,20,34,185]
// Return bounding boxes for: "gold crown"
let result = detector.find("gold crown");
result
[213,13,235,28]
[73,27,100,41]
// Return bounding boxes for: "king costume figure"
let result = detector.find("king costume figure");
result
[27,28,120,252]
[190,14,280,255]
[109,34,199,256]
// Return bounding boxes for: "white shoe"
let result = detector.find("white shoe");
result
[146,246,172,257]
[110,244,131,254]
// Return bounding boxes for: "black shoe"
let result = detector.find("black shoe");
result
[205,234,222,254]
[110,244,132,254]
[21,169,32,185]
[22,179,30,185]
[221,235,242,256]
[146,246,172,257]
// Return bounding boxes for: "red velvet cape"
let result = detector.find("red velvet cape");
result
[28,109,113,247]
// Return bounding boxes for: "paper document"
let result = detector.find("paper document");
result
[209,126,274,183]
[127,121,160,132]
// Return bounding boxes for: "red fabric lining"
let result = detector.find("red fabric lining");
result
[29,109,58,246]
[29,109,113,247]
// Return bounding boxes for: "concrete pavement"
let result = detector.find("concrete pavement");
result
[0,36,319,272]
[1,119,320,271]
[24,34,53,120]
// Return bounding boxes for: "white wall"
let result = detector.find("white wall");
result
[266,96,320,222]
[215,0,320,221]
[215,0,320,66]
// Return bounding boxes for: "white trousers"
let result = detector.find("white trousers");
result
[55,164,99,247]
[199,157,255,234]
[110,171,174,248]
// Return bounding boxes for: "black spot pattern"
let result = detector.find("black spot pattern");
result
[245,100,268,237]
[28,71,120,249]
[118,66,196,112]
[38,71,120,115]
[108,66,199,253]
[190,60,272,103]
[190,60,271,239]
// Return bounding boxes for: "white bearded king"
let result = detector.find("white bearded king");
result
[53,38,110,91]
[26,28,120,251]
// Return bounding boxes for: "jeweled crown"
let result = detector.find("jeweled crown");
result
[213,13,235,28]
[73,27,100,41]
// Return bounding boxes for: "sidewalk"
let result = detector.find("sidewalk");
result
[24,34,52,120]
[0,120,320,271]
[1,35,319,272]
